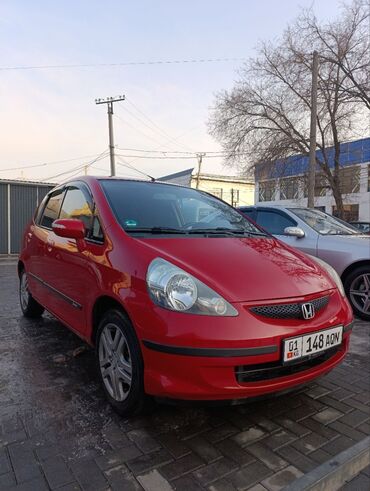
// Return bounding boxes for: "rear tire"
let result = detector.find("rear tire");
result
[343,266,370,321]
[96,308,149,416]
[19,270,45,318]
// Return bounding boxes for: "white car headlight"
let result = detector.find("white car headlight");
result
[308,255,345,297]
[147,258,238,316]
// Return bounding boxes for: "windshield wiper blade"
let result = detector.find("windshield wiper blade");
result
[186,228,260,236]
[125,227,186,234]
[126,226,266,237]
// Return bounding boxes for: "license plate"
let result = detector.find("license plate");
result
[283,326,343,363]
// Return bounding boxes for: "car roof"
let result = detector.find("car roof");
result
[238,205,288,210]
[56,175,193,191]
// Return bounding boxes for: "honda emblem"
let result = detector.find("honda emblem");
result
[302,302,315,320]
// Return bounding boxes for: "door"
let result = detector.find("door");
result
[27,188,66,304]
[255,209,318,255]
[41,185,94,335]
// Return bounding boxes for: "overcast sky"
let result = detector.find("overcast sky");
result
[0,0,345,182]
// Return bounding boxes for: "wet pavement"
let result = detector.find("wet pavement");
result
[0,260,369,490]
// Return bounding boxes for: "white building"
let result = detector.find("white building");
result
[255,137,370,222]
[159,168,255,207]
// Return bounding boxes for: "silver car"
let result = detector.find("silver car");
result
[238,206,370,321]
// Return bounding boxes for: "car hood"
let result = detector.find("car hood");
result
[136,236,334,302]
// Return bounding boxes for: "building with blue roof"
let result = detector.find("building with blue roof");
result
[255,137,370,221]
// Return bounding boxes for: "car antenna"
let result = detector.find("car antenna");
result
[116,158,156,182]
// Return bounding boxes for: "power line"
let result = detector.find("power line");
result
[0,57,246,72]
[115,107,195,154]
[115,146,252,157]
[124,98,195,152]
[115,123,204,173]
[40,150,109,182]
[116,157,155,181]
[114,112,174,149]
[116,153,196,160]
[0,152,109,173]
[115,153,249,160]
[116,147,195,154]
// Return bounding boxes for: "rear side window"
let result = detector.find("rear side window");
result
[239,208,255,220]
[60,187,93,235]
[39,189,65,229]
[256,210,296,235]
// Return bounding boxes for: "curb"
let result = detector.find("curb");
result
[284,436,370,491]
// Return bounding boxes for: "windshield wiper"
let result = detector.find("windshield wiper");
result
[125,227,186,234]
[125,226,267,237]
[186,228,265,236]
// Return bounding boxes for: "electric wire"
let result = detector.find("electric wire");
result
[0,57,246,72]
[116,157,155,181]
[124,98,195,152]
[113,112,173,149]
[40,150,109,182]
[0,152,110,173]
[116,102,196,153]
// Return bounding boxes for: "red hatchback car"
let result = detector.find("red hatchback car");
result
[19,177,353,415]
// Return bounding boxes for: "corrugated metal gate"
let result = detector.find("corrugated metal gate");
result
[0,180,54,255]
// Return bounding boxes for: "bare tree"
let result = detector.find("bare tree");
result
[305,1,370,110]
[209,0,369,218]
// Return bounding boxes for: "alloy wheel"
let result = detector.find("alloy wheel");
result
[349,273,370,316]
[20,273,30,311]
[98,323,132,402]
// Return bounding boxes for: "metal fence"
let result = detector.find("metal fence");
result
[0,180,54,255]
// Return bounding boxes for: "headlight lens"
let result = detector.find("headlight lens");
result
[308,255,345,297]
[147,258,238,316]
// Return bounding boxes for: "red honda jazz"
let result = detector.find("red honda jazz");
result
[19,177,353,415]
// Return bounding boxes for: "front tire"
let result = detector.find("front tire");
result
[344,266,370,321]
[96,309,148,416]
[19,270,45,318]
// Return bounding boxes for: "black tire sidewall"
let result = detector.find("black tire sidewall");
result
[19,270,44,318]
[344,266,370,321]
[95,308,146,416]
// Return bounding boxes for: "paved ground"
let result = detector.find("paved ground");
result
[0,260,369,491]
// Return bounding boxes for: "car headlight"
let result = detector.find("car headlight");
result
[147,258,238,316]
[308,255,345,297]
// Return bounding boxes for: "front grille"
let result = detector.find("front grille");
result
[235,346,340,383]
[250,296,329,319]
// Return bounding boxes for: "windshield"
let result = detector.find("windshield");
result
[289,208,362,236]
[100,180,266,237]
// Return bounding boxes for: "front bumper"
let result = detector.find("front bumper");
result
[131,289,353,400]
[142,329,351,400]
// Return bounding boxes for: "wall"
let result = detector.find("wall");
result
[255,163,370,221]
[191,177,255,207]
[0,182,54,255]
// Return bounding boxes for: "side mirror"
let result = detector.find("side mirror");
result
[284,226,305,238]
[52,219,85,240]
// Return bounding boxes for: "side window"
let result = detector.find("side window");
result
[90,216,104,243]
[60,187,93,236]
[256,211,296,235]
[39,189,65,229]
[239,209,255,221]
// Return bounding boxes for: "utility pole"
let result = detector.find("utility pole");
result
[307,51,319,208]
[95,95,125,176]
[195,153,206,189]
